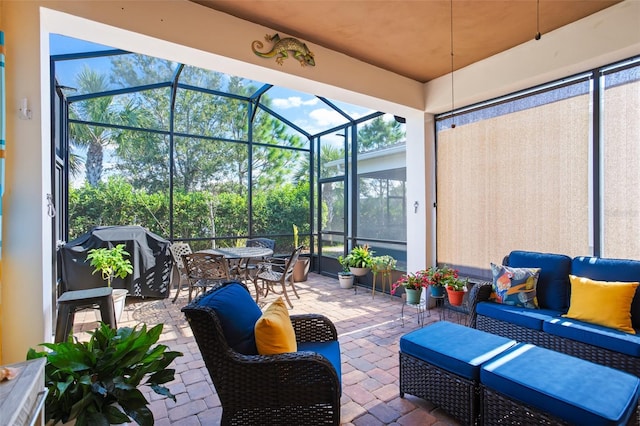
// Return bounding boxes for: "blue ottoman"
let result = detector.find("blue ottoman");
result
[481,343,640,425]
[399,321,516,424]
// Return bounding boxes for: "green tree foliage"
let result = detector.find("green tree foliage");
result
[357,116,404,152]
[68,178,310,251]
[66,54,404,248]
[69,66,121,186]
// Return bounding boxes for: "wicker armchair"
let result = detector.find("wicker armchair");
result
[182,281,341,425]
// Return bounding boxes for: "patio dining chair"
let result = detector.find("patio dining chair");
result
[181,281,341,425]
[169,242,192,303]
[182,252,231,302]
[255,245,303,308]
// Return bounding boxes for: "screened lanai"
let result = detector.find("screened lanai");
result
[50,34,408,293]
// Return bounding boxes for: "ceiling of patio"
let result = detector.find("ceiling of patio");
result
[191,0,621,83]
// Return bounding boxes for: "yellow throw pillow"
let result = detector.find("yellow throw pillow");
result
[563,275,639,334]
[255,297,297,355]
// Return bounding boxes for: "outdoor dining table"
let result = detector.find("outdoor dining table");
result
[201,246,274,260]
[200,247,274,301]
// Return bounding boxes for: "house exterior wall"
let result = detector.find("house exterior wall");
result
[0,0,637,363]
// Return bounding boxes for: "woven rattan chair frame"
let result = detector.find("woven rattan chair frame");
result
[256,245,303,308]
[170,242,193,303]
[399,352,479,425]
[182,253,230,302]
[181,282,341,425]
[481,386,640,425]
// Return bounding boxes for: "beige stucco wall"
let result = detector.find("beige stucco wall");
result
[0,0,638,363]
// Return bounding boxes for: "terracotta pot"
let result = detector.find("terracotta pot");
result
[293,257,310,282]
[446,287,465,306]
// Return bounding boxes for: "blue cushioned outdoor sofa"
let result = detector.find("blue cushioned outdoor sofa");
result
[470,250,640,376]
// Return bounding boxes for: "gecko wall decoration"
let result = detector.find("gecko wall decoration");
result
[252,34,315,67]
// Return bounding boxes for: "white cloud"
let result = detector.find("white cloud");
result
[272,96,319,109]
[309,108,346,127]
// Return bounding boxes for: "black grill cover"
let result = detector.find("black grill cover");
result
[59,225,171,298]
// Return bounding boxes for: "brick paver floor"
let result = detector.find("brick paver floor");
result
[72,273,465,425]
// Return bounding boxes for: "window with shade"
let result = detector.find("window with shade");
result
[435,57,640,279]
[601,63,640,259]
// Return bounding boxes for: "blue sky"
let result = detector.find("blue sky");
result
[50,34,381,146]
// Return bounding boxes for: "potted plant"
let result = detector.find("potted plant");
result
[336,255,355,289]
[87,244,133,322]
[391,269,430,304]
[292,224,311,282]
[446,276,469,306]
[26,322,182,426]
[343,245,374,276]
[424,264,459,298]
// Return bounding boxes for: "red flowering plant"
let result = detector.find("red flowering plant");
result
[391,270,430,294]
[424,265,461,288]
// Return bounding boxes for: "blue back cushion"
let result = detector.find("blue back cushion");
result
[572,256,640,330]
[507,251,572,311]
[197,282,263,354]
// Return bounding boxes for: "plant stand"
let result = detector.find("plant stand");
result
[371,268,393,299]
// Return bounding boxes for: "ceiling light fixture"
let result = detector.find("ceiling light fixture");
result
[535,0,542,40]
[450,0,456,128]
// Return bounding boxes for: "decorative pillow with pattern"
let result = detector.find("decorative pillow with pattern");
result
[490,263,541,308]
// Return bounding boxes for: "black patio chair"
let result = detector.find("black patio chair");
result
[182,281,341,425]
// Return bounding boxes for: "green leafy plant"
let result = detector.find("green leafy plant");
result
[343,245,375,269]
[27,323,182,426]
[87,244,133,287]
[337,255,352,274]
[372,255,396,272]
[391,270,430,294]
[447,276,469,291]
[424,264,460,288]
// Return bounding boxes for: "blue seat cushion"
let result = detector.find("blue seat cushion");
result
[298,340,342,386]
[572,256,640,329]
[544,317,640,357]
[507,251,572,310]
[399,321,516,381]
[481,343,640,426]
[476,301,561,331]
[197,282,263,355]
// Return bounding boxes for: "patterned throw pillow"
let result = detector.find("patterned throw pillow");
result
[490,263,541,308]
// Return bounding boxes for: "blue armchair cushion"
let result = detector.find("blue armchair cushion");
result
[400,321,516,381]
[476,301,561,331]
[197,282,263,355]
[490,263,540,308]
[544,317,640,357]
[481,343,640,426]
[298,340,342,385]
[507,251,572,311]
[572,256,640,329]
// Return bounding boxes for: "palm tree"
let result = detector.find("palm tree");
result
[68,66,118,187]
